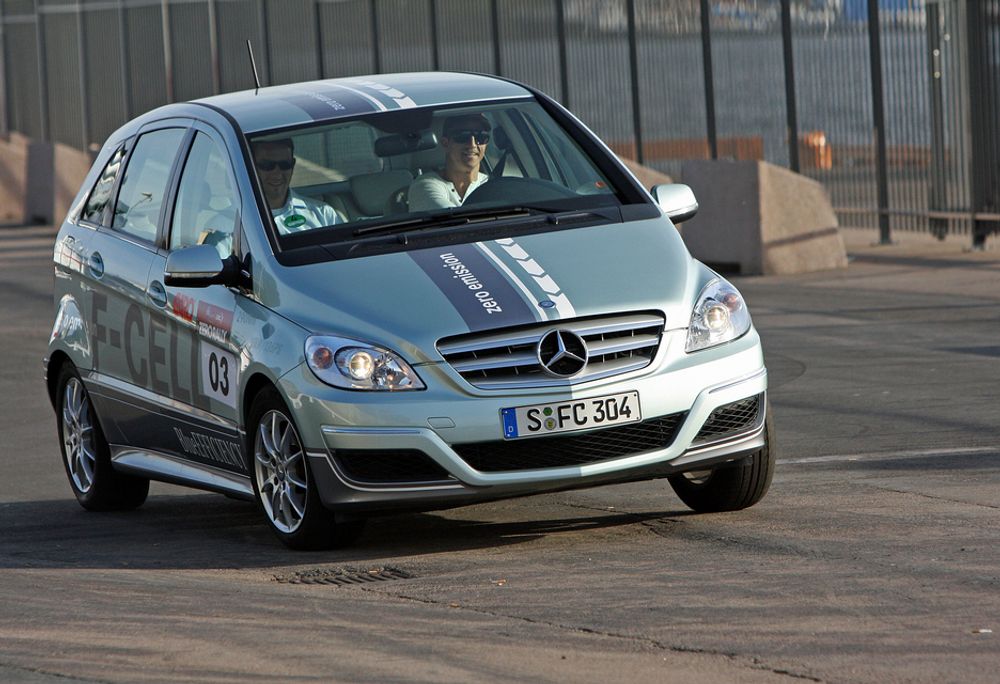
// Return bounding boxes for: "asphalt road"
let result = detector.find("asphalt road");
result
[1,225,998,683]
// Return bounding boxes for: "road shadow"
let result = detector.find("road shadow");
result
[0,494,679,570]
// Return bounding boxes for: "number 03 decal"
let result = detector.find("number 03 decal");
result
[201,343,238,408]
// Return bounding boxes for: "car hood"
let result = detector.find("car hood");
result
[270,217,702,364]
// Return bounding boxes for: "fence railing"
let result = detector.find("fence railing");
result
[2,0,997,246]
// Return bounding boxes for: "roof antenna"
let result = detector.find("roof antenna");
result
[246,39,261,94]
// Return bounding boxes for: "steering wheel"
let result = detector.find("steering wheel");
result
[464,177,577,205]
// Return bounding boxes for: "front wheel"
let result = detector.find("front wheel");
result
[56,364,149,511]
[668,412,775,513]
[248,389,365,550]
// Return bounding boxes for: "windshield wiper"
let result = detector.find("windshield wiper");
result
[352,205,548,238]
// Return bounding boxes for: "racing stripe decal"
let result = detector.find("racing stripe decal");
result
[280,85,383,120]
[345,79,418,109]
[487,238,577,319]
[410,244,540,331]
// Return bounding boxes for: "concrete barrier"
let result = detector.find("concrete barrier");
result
[0,134,94,225]
[679,159,847,275]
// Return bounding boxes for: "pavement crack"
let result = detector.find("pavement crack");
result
[872,485,1000,511]
[0,660,111,683]
[359,586,821,682]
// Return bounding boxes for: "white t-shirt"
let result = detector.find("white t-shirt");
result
[408,172,489,212]
[272,190,343,234]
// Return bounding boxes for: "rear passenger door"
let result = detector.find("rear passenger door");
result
[145,123,247,475]
[85,123,191,449]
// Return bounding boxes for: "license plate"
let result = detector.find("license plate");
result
[501,391,640,439]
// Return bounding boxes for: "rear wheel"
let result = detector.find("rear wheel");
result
[56,364,149,511]
[668,412,774,512]
[248,389,365,550]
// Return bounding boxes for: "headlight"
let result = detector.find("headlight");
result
[305,335,425,390]
[685,278,752,352]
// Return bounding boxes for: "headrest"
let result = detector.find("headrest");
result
[350,169,414,216]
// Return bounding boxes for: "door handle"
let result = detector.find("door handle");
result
[88,252,104,279]
[147,280,167,308]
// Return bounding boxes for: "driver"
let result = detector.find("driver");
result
[408,114,491,212]
[252,138,343,233]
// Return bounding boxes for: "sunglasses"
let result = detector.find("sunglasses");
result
[255,159,294,172]
[448,130,490,145]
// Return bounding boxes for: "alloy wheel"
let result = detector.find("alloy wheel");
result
[62,377,97,493]
[254,410,309,534]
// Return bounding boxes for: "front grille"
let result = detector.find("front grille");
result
[693,394,763,444]
[437,312,665,389]
[454,412,687,472]
[334,449,454,485]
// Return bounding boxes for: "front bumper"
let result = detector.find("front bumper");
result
[287,330,768,511]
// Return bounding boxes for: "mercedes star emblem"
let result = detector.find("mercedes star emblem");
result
[537,329,589,378]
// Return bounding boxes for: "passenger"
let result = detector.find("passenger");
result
[408,114,491,212]
[252,138,343,233]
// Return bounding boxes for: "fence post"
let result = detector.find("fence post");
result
[780,0,799,172]
[370,0,381,74]
[314,0,325,78]
[208,0,221,93]
[699,0,717,159]
[626,0,643,164]
[117,0,131,120]
[161,0,174,102]
[76,0,90,149]
[490,0,502,75]
[0,2,9,136]
[34,0,49,141]
[867,0,891,244]
[555,0,569,107]
[429,0,440,70]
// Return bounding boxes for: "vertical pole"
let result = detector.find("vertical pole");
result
[429,0,440,71]
[118,0,132,120]
[966,0,992,248]
[555,0,569,107]
[867,0,890,244]
[780,0,799,172]
[625,0,643,164]
[161,0,174,102]
[257,0,271,86]
[926,1,948,239]
[76,0,90,149]
[35,0,49,141]
[699,0,717,159]
[208,0,221,93]
[490,0,502,76]
[314,0,325,78]
[370,0,381,74]
[0,2,10,136]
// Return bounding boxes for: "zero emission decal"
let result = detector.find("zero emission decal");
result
[409,243,539,331]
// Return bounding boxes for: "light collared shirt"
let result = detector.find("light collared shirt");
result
[272,190,343,234]
[408,171,489,212]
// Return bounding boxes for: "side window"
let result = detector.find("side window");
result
[81,147,126,225]
[170,133,239,256]
[112,128,187,242]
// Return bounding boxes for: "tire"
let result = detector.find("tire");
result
[668,411,775,513]
[56,364,149,511]
[248,388,365,550]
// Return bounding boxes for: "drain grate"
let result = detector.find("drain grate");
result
[273,566,414,587]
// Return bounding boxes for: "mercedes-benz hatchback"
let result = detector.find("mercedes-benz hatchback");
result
[46,72,772,549]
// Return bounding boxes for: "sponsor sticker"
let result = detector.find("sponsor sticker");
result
[283,213,307,230]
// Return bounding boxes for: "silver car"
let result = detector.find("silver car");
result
[46,72,772,549]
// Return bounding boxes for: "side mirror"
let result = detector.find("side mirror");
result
[651,184,698,224]
[164,244,236,288]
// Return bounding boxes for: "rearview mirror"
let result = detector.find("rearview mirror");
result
[164,244,235,288]
[651,184,698,224]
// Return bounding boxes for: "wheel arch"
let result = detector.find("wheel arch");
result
[46,350,73,410]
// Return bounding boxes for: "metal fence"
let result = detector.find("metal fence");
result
[1,0,998,245]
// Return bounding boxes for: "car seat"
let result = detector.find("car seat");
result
[348,169,414,219]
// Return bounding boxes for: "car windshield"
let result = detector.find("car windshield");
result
[246,99,621,243]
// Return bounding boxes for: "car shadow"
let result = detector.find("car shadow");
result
[0,494,683,570]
